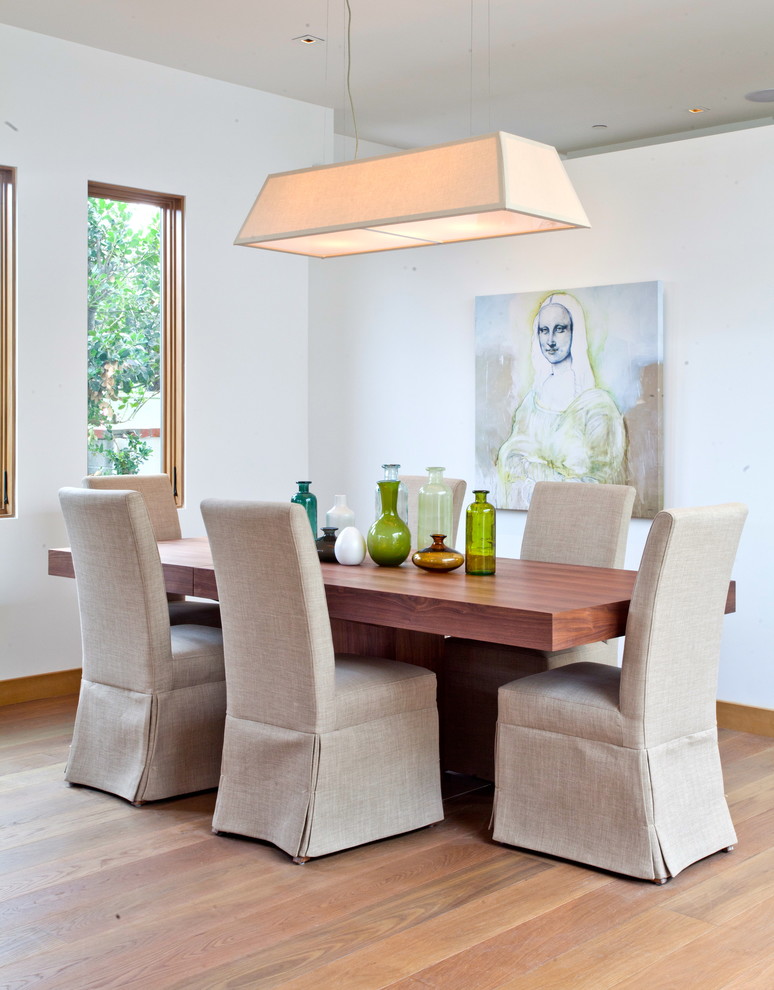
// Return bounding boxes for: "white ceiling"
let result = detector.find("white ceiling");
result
[2,0,773,156]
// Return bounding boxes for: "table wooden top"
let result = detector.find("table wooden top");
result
[48,537,736,652]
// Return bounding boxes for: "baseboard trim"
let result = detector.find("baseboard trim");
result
[2,672,772,738]
[1,669,81,707]
[717,701,774,738]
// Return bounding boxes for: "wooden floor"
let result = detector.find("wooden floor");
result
[2,697,774,990]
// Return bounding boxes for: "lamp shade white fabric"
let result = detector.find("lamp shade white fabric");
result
[235,132,590,258]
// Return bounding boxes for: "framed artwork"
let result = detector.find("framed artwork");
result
[475,281,663,519]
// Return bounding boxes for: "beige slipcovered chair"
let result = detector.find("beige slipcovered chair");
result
[493,503,747,882]
[83,473,220,627]
[60,487,226,804]
[201,498,444,863]
[443,481,636,779]
[400,474,467,550]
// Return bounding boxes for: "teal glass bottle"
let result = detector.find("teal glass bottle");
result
[291,481,317,537]
[367,480,411,566]
[465,489,496,575]
[417,466,454,552]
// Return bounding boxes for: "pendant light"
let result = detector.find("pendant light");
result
[235,5,589,258]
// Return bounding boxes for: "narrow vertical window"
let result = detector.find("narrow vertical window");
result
[86,182,184,504]
[0,166,15,519]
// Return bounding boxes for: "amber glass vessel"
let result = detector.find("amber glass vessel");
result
[412,535,464,572]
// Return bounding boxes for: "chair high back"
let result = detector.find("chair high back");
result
[493,501,747,880]
[400,474,467,548]
[82,474,181,541]
[60,487,171,694]
[620,503,748,746]
[201,497,443,861]
[60,486,226,804]
[520,481,635,568]
[201,499,336,731]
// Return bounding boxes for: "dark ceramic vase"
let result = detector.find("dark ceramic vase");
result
[315,527,339,563]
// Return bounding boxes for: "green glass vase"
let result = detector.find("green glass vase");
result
[374,463,409,525]
[367,480,411,566]
[465,489,496,575]
[291,481,317,537]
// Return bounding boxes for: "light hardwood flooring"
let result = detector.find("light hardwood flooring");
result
[2,695,773,989]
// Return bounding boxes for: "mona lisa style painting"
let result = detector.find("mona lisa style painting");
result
[475,281,663,519]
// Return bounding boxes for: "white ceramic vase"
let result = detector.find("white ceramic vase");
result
[325,494,355,536]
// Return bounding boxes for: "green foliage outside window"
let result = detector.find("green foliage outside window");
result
[87,197,161,474]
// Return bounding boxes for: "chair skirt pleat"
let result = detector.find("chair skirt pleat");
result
[493,723,668,880]
[494,722,737,880]
[301,707,442,859]
[138,680,227,802]
[65,678,227,804]
[65,680,153,804]
[646,728,737,878]
[213,708,443,861]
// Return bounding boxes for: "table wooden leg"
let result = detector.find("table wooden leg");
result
[330,619,444,673]
[331,620,502,779]
[330,618,397,659]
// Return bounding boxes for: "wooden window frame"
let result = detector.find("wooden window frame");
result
[0,166,15,519]
[88,182,185,506]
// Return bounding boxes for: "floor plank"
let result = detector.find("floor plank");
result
[2,696,773,989]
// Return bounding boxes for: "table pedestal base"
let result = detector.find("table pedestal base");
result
[331,619,498,780]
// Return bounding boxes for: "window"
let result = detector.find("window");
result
[87,182,185,504]
[0,166,15,519]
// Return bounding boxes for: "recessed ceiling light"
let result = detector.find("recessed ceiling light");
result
[293,34,324,45]
[688,106,709,114]
[745,89,774,102]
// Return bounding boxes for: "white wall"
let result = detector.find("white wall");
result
[0,25,328,681]
[308,124,774,709]
[2,24,770,708]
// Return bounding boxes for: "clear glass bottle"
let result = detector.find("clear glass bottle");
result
[367,480,411,566]
[291,481,317,537]
[465,489,496,575]
[417,466,454,552]
[325,494,355,534]
[375,464,408,525]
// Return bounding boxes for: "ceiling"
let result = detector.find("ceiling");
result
[2,0,773,156]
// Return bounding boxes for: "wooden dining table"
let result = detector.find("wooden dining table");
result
[48,535,736,655]
[49,535,642,640]
[49,537,736,777]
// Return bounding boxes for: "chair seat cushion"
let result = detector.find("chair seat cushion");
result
[168,624,225,690]
[499,661,623,746]
[334,656,437,730]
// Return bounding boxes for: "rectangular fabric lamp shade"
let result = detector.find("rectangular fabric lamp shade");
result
[235,131,590,258]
